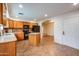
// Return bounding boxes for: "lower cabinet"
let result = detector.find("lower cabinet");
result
[15,31,24,41]
[0,41,16,56]
[0,3,3,24]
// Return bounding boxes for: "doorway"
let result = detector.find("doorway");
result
[42,20,54,42]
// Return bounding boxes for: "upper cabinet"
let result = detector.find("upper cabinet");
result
[23,22,38,28]
[14,21,23,28]
[3,18,13,28]
[13,21,17,28]
[30,23,38,28]
[17,21,23,28]
[23,22,30,26]
[0,4,3,24]
[8,19,14,28]
[3,18,7,26]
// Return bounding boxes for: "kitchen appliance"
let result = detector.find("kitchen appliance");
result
[32,25,40,32]
[23,25,30,40]
[0,24,4,36]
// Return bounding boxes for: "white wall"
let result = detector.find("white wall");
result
[38,21,44,39]
[54,17,64,44]
[54,10,79,49]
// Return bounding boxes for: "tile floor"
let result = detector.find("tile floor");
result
[17,36,79,56]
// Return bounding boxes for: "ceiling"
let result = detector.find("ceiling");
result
[7,3,79,22]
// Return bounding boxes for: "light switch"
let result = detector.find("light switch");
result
[62,31,65,35]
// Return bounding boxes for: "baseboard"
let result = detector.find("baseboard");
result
[43,35,54,37]
[54,39,79,50]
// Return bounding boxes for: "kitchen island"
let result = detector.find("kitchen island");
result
[0,33,17,56]
[29,33,40,46]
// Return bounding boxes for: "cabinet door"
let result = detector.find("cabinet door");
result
[13,21,17,28]
[23,22,30,25]
[14,21,23,28]
[11,20,14,28]
[3,19,7,26]
[0,42,16,56]
[9,20,14,28]
[15,31,24,41]
[0,4,3,24]
[16,21,23,28]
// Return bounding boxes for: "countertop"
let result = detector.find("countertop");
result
[0,33,17,43]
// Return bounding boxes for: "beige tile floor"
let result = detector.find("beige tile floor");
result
[17,36,79,56]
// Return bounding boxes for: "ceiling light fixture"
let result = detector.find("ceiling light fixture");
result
[73,3,78,5]
[45,14,48,17]
[19,4,23,8]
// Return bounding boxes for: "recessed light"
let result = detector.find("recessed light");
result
[45,14,48,17]
[16,16,18,18]
[19,4,23,8]
[50,20,54,22]
[73,3,78,5]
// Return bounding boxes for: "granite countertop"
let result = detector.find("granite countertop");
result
[0,33,17,43]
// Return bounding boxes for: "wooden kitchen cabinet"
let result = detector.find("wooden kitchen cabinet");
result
[15,31,24,41]
[14,21,23,28]
[0,3,3,24]
[0,41,16,56]
[13,21,24,41]
[8,20,14,28]
[17,21,23,28]
[13,21,17,28]
[3,19,7,26]
[3,19,14,28]
[23,22,30,25]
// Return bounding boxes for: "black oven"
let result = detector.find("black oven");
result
[23,25,30,40]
